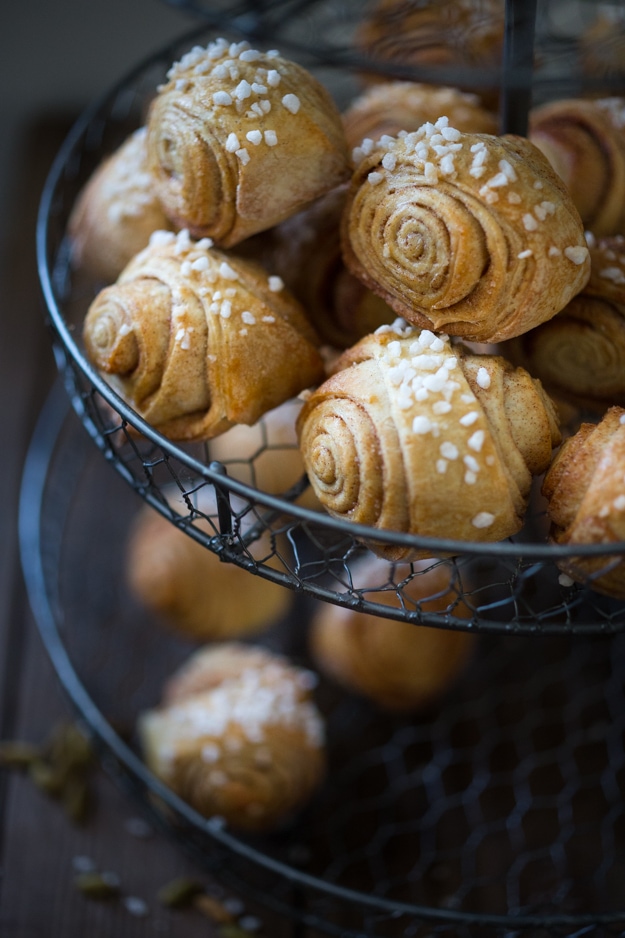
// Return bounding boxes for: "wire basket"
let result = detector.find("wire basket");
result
[36,0,625,641]
[18,380,625,937]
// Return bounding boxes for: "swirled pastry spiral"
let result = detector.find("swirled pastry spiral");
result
[68,127,174,283]
[145,38,350,246]
[542,407,625,599]
[342,81,498,153]
[529,97,625,236]
[83,229,325,441]
[296,319,561,560]
[341,122,590,344]
[126,486,292,642]
[139,643,326,832]
[504,234,625,412]
[310,556,476,711]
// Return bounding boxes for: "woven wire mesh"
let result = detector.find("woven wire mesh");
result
[18,385,625,936]
[28,1,625,932]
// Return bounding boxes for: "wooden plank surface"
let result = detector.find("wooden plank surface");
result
[0,118,297,938]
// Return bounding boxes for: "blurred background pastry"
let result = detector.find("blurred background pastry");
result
[126,485,293,641]
[309,556,476,711]
[342,80,498,152]
[138,642,326,832]
[68,127,174,283]
[354,0,505,109]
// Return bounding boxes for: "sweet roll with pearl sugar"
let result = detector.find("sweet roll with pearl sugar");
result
[82,229,325,441]
[138,643,326,832]
[296,319,561,561]
[341,119,590,343]
[145,38,350,246]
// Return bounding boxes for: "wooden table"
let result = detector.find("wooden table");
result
[0,117,296,938]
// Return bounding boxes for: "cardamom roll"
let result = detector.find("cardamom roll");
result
[83,229,325,441]
[296,320,561,561]
[341,123,590,343]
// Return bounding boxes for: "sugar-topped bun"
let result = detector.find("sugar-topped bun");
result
[68,127,174,283]
[146,38,350,246]
[139,643,326,832]
[342,121,590,344]
[297,321,561,560]
[83,229,325,441]
[542,406,625,599]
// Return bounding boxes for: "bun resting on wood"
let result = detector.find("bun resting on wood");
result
[139,643,326,832]
[82,229,325,442]
[341,121,590,343]
[296,319,561,561]
[145,37,350,246]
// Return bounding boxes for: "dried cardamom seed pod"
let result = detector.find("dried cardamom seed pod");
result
[74,871,121,900]
[0,740,40,769]
[157,877,205,909]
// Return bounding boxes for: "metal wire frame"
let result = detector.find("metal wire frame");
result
[35,5,625,637]
[18,381,625,936]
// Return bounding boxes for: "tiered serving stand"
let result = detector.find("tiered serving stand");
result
[22,1,625,934]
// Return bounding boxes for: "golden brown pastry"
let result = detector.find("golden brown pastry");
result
[138,643,326,832]
[503,234,625,412]
[529,97,625,236]
[341,123,591,344]
[542,406,625,599]
[145,38,350,246]
[354,0,504,106]
[126,488,292,641]
[310,556,476,711]
[248,185,395,350]
[296,320,561,561]
[342,81,498,152]
[68,127,174,283]
[83,229,325,441]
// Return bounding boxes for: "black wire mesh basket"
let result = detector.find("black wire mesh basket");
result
[36,0,625,637]
[28,0,625,934]
[19,381,625,936]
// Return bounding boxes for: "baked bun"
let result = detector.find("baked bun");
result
[83,229,325,441]
[145,38,350,245]
[503,234,625,412]
[542,406,625,599]
[310,556,475,711]
[296,321,561,560]
[126,487,292,641]
[529,97,625,237]
[68,127,174,283]
[139,643,326,831]
[354,0,504,107]
[342,122,591,344]
[342,81,498,153]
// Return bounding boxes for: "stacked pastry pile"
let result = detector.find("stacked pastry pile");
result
[66,13,625,831]
[72,35,625,590]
